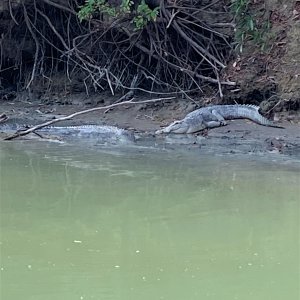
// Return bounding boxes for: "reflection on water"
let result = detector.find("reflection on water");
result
[0,141,299,300]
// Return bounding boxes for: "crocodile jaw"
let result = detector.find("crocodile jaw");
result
[156,120,191,134]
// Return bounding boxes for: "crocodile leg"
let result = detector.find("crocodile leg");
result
[203,120,225,128]
[199,110,227,129]
[210,109,227,126]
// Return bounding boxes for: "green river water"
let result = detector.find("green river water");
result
[0,141,299,300]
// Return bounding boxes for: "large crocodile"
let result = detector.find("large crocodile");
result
[0,124,135,143]
[156,104,283,134]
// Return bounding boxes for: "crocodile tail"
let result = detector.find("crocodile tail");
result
[238,105,284,128]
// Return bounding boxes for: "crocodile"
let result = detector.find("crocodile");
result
[0,124,135,143]
[155,104,283,134]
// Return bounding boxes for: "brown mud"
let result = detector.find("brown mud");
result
[1,93,300,160]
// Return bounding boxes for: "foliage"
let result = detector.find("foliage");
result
[134,1,159,29]
[78,0,159,29]
[232,0,271,52]
[78,0,116,20]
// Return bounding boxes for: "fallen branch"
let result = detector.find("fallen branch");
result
[3,97,175,141]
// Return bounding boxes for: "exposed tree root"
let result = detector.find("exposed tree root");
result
[0,0,235,100]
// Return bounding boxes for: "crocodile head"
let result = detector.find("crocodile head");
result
[155,120,187,134]
[155,115,207,134]
[155,119,198,134]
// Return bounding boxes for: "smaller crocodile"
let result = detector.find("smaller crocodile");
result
[156,104,283,134]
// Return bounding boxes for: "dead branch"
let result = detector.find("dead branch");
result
[9,0,19,25]
[3,97,175,141]
[23,3,41,89]
[41,0,76,15]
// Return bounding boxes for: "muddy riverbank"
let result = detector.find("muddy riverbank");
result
[1,94,300,159]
